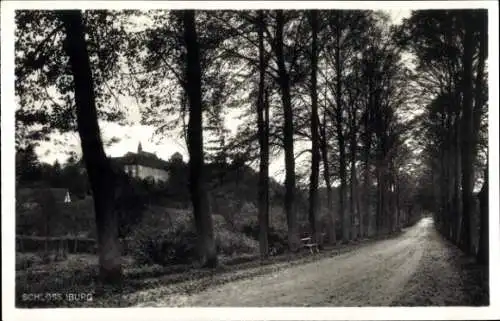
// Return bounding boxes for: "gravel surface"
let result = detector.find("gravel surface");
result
[132,217,488,307]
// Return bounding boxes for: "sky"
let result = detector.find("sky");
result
[34,9,413,182]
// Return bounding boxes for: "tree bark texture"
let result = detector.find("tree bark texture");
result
[308,10,321,244]
[257,10,270,258]
[459,18,475,254]
[275,10,299,251]
[183,10,217,267]
[59,10,122,283]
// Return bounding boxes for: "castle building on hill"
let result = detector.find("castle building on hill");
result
[113,142,169,183]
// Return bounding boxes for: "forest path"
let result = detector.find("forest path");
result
[135,217,473,306]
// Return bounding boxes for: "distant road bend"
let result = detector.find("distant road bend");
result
[135,217,481,306]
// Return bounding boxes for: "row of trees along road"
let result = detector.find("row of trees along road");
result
[395,9,489,265]
[15,9,487,284]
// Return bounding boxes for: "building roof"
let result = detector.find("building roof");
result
[113,152,169,170]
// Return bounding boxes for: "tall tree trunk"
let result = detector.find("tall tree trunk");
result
[59,10,121,283]
[477,166,488,265]
[445,112,454,240]
[472,10,487,171]
[438,103,448,236]
[395,174,401,232]
[350,161,357,239]
[453,113,462,244]
[474,12,488,266]
[320,110,335,244]
[257,10,270,259]
[362,161,371,237]
[334,14,348,243]
[349,108,358,239]
[275,10,298,251]
[355,178,362,237]
[376,159,386,235]
[362,87,373,238]
[390,170,397,233]
[183,10,217,267]
[459,18,475,254]
[308,10,320,245]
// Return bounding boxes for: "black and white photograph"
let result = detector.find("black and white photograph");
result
[1,0,499,320]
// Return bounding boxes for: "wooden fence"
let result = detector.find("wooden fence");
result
[16,235,97,254]
[16,235,135,255]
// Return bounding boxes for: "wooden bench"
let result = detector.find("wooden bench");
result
[300,236,319,254]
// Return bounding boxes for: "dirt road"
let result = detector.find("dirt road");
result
[134,217,485,306]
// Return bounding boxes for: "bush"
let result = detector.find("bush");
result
[231,202,288,254]
[129,207,260,265]
[130,227,198,266]
[16,253,43,270]
[232,202,258,232]
[241,223,288,255]
[15,251,70,270]
[129,210,197,266]
[212,214,229,232]
[268,205,288,233]
[115,177,150,238]
[40,251,68,264]
[215,229,258,256]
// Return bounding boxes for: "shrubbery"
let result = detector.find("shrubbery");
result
[115,177,150,238]
[241,224,288,255]
[129,209,196,265]
[16,253,43,270]
[215,229,258,256]
[16,251,69,270]
[131,226,199,266]
[232,201,258,231]
[129,208,260,266]
[232,202,289,255]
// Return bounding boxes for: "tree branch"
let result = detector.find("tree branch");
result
[26,23,65,69]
